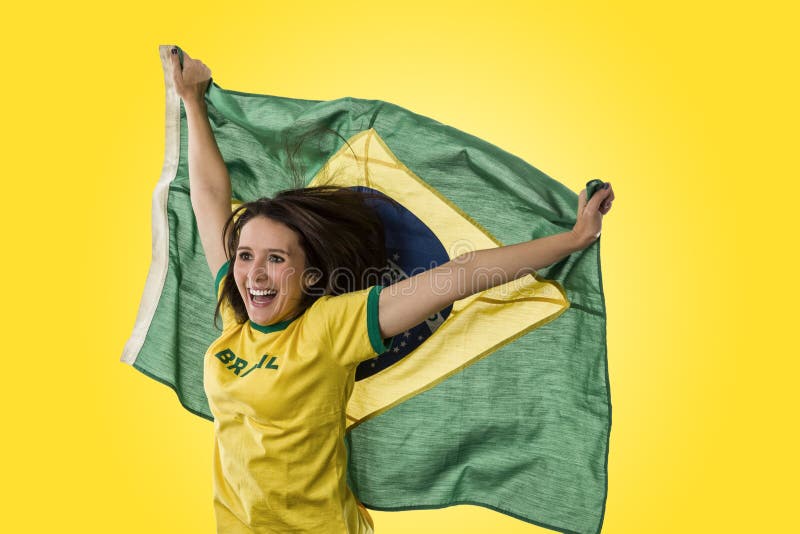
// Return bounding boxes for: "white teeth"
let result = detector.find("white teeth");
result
[249,288,277,296]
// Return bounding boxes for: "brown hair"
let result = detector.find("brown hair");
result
[214,185,397,328]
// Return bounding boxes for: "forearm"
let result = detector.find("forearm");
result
[450,231,584,298]
[184,99,231,198]
[379,177,614,336]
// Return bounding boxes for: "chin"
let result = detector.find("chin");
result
[252,306,284,325]
[250,312,274,325]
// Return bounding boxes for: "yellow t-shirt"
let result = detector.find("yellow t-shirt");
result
[203,261,392,533]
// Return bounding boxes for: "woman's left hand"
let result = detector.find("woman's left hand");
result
[571,182,615,249]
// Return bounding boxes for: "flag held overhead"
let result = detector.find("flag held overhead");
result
[122,45,611,534]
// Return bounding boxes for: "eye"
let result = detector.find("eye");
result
[269,255,284,263]
[238,251,252,261]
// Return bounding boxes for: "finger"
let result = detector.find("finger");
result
[602,185,615,212]
[169,50,182,78]
[577,188,587,214]
[600,193,613,213]
[588,184,612,212]
[169,65,183,92]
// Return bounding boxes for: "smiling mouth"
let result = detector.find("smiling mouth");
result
[248,288,277,306]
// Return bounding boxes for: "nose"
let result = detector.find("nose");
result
[247,263,269,287]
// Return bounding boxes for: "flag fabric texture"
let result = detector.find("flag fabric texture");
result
[122,45,611,534]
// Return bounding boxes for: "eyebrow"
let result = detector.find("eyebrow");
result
[236,246,290,255]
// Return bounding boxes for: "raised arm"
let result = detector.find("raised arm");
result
[169,48,231,277]
[377,182,615,338]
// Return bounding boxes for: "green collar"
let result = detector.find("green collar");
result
[248,313,301,334]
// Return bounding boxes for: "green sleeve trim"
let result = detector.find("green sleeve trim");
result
[367,285,394,354]
[215,260,230,294]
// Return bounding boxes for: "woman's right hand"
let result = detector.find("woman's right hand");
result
[169,48,212,104]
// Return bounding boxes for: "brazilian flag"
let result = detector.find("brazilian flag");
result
[122,45,610,534]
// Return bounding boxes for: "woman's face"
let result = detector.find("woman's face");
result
[233,216,313,326]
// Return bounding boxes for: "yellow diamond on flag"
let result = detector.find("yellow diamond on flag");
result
[307,128,571,430]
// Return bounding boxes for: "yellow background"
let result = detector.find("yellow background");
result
[1,1,796,532]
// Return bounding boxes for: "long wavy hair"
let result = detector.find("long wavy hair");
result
[214,186,396,323]
[213,127,399,328]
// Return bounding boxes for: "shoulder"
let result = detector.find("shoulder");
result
[304,285,383,320]
[214,260,240,330]
[301,286,393,365]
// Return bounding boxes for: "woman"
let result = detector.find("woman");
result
[170,48,615,534]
